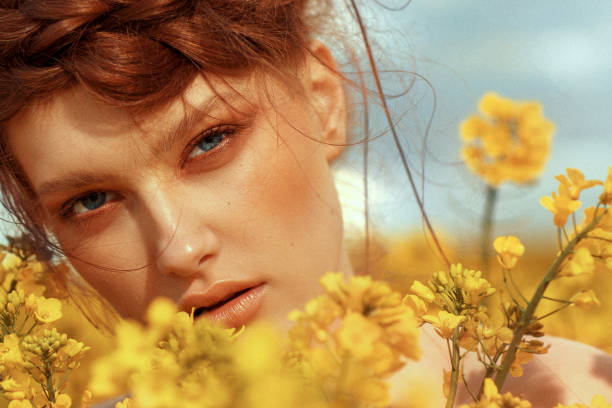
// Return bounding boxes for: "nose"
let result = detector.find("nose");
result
[139,183,220,278]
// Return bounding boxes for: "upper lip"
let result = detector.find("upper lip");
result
[178,280,265,315]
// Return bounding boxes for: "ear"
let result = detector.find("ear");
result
[304,40,347,163]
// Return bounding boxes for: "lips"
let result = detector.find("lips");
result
[179,281,266,328]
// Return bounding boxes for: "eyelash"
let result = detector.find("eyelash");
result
[58,125,238,220]
[181,125,237,166]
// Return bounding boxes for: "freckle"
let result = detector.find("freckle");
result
[226,201,231,206]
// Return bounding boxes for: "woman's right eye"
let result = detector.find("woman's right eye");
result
[61,191,118,217]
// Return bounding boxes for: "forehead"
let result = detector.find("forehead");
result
[8,75,250,141]
[3,75,265,201]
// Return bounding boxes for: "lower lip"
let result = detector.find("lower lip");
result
[203,284,266,328]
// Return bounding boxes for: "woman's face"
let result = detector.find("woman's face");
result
[6,54,351,328]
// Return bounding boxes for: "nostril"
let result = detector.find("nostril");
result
[199,254,213,265]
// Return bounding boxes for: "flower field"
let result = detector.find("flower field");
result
[0,93,610,407]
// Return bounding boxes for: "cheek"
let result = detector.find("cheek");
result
[224,120,344,301]
[234,120,341,243]
[54,215,166,318]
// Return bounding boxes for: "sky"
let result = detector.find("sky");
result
[333,1,612,243]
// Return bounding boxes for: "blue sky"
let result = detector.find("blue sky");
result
[334,1,612,242]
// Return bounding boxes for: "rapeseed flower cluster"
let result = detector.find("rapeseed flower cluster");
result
[460,92,554,186]
[0,241,89,408]
[288,272,421,408]
[407,264,506,403]
[88,298,327,408]
[540,168,612,280]
[87,272,421,408]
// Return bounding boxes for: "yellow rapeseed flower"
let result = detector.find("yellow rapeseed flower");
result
[509,349,534,378]
[422,311,465,339]
[52,394,71,408]
[113,398,133,408]
[460,92,554,186]
[336,312,383,359]
[0,334,25,367]
[28,296,62,323]
[493,235,525,269]
[1,253,22,271]
[402,294,428,321]
[555,168,602,200]
[0,374,31,401]
[570,290,601,309]
[601,165,612,205]
[409,281,435,303]
[7,400,33,408]
[555,394,612,408]
[460,378,532,407]
[540,189,582,227]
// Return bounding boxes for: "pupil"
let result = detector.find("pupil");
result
[198,133,224,152]
[82,192,106,210]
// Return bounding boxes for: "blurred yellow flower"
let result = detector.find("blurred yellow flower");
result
[460,378,531,407]
[559,247,595,277]
[555,168,602,200]
[422,311,465,339]
[53,394,71,408]
[1,253,22,271]
[0,375,31,401]
[7,400,33,408]
[601,165,612,205]
[493,235,525,269]
[570,290,601,310]
[0,334,25,367]
[114,398,133,408]
[336,312,383,359]
[28,296,62,323]
[555,394,612,408]
[460,92,554,186]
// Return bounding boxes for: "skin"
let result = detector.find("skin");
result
[6,43,351,328]
[5,42,612,406]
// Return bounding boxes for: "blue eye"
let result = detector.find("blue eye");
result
[65,191,117,216]
[187,129,232,160]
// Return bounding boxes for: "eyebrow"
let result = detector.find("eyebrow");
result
[153,95,221,154]
[36,172,121,197]
[35,91,245,198]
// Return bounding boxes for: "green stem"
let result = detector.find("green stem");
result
[481,186,498,273]
[45,362,56,403]
[445,329,462,408]
[493,209,607,389]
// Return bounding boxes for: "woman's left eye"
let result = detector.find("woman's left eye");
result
[187,127,234,160]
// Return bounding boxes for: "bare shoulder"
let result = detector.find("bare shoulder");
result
[389,327,612,407]
[460,336,612,407]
